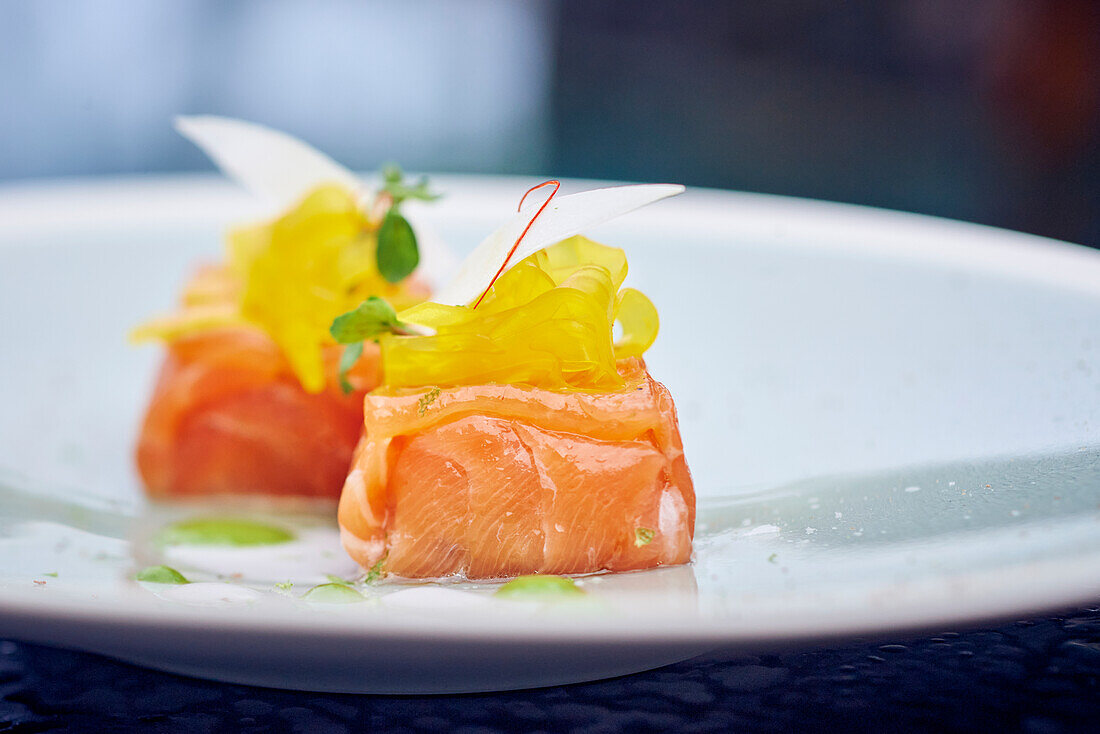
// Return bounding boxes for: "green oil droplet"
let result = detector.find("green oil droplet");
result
[156,518,294,547]
[495,575,585,599]
[136,565,189,584]
[302,582,364,604]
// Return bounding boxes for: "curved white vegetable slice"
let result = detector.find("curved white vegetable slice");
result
[432,183,685,306]
[175,115,362,210]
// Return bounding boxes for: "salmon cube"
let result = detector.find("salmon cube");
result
[338,358,695,579]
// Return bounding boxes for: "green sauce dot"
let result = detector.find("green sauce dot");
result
[495,575,585,599]
[156,518,294,547]
[302,583,364,604]
[136,565,189,584]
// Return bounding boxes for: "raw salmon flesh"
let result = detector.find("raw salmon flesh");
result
[338,357,695,579]
[136,327,382,499]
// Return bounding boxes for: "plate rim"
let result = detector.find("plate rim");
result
[2,173,1100,652]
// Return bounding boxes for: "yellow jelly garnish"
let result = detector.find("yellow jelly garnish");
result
[384,236,658,390]
[131,184,426,392]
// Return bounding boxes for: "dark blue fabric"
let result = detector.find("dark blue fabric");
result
[3,605,1099,732]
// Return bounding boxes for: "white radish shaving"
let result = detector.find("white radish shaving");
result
[432,183,685,306]
[174,116,681,302]
[175,115,362,211]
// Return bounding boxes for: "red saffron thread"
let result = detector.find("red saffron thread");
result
[472,180,560,309]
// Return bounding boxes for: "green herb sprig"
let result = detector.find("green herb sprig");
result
[333,167,438,390]
[417,387,441,416]
[329,296,417,393]
[364,556,386,584]
[374,165,440,284]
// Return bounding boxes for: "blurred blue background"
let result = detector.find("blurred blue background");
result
[1,0,1098,246]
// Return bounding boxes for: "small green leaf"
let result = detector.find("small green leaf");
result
[274,581,293,592]
[43,572,58,578]
[496,575,585,599]
[417,387,441,416]
[338,341,364,394]
[376,209,419,283]
[365,556,386,584]
[136,565,189,584]
[390,179,441,203]
[380,164,440,204]
[767,553,778,564]
[634,527,656,547]
[330,296,404,344]
[381,163,403,186]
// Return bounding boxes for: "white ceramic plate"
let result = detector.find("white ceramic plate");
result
[1,175,1099,694]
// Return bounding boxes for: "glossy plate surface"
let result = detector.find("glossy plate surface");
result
[1,175,1099,693]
